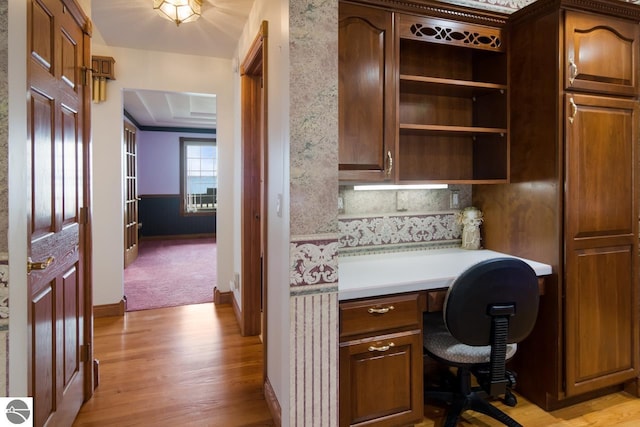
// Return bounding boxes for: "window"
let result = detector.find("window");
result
[180,137,217,214]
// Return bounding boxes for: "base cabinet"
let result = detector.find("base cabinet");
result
[339,293,425,427]
[339,331,422,426]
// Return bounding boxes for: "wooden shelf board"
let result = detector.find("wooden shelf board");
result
[399,124,507,135]
[399,74,507,96]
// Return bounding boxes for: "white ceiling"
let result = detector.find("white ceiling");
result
[92,0,254,59]
[92,0,255,130]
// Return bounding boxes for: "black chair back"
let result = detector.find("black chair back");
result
[444,257,539,347]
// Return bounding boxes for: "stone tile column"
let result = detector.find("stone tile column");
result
[288,0,339,425]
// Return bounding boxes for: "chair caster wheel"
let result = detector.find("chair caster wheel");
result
[503,391,517,407]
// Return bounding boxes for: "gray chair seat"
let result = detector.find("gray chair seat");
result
[425,315,517,365]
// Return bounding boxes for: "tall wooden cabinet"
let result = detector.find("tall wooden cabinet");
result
[474,0,640,410]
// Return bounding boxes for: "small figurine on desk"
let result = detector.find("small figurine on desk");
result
[458,206,484,250]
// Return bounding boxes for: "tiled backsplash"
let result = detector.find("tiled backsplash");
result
[338,185,471,215]
[338,212,462,254]
[338,186,471,254]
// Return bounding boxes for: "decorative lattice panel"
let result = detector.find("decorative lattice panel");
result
[399,15,505,52]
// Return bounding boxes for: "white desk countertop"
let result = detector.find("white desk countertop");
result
[338,248,553,301]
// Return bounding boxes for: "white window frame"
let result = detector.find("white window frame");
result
[180,137,217,215]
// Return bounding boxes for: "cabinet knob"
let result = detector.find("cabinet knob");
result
[368,305,394,314]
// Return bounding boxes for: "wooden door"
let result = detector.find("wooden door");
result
[565,10,639,96]
[124,122,139,268]
[27,0,92,426]
[564,93,639,396]
[338,2,395,182]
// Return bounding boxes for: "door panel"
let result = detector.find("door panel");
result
[566,95,634,239]
[565,10,639,95]
[338,2,395,181]
[32,286,54,427]
[28,0,91,425]
[564,94,639,396]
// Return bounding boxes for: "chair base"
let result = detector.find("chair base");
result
[425,367,522,427]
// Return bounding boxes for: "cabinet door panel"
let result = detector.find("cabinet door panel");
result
[565,94,639,397]
[565,94,637,242]
[565,10,639,95]
[339,2,395,182]
[565,246,638,395]
[339,330,422,427]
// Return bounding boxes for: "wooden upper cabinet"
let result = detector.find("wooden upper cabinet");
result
[565,10,640,96]
[339,2,395,182]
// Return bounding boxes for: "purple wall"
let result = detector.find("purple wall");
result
[137,129,215,195]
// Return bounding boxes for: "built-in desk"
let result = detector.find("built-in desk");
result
[337,248,552,427]
[338,247,552,300]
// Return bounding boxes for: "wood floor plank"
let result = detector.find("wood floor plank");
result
[74,302,640,426]
[418,387,640,426]
[73,303,274,427]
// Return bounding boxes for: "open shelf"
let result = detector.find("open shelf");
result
[396,14,509,183]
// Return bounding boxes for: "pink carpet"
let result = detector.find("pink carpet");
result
[124,238,216,311]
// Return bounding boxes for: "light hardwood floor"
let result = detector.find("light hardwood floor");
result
[73,303,640,426]
[72,303,274,427]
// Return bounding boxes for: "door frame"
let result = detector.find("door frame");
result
[239,21,268,345]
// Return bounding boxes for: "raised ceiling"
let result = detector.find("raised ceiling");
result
[123,89,217,130]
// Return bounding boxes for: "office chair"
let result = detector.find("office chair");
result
[423,257,539,427]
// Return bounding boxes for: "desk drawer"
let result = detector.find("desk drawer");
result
[340,293,423,339]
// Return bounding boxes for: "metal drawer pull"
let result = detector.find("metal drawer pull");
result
[367,305,394,314]
[385,151,393,177]
[369,343,395,352]
[569,98,577,124]
[569,57,578,85]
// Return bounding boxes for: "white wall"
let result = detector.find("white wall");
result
[236,0,291,422]
[90,39,235,306]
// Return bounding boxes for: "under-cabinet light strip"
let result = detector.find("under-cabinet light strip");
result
[352,184,449,191]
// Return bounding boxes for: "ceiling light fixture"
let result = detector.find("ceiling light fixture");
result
[153,0,202,26]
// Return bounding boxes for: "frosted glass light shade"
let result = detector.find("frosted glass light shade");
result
[153,0,202,26]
